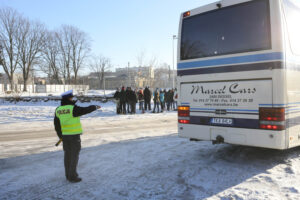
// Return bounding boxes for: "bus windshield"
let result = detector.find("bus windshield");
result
[180,0,271,60]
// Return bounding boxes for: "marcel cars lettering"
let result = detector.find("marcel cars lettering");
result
[187,81,262,108]
[191,83,256,95]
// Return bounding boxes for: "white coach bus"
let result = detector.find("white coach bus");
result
[177,0,300,149]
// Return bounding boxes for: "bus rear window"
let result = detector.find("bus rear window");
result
[180,0,271,60]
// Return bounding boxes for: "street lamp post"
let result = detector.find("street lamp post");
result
[172,35,178,89]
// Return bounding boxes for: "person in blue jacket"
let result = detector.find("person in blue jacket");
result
[159,89,165,112]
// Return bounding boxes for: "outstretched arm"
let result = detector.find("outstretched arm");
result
[73,105,100,117]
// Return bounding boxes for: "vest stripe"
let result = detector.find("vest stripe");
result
[62,126,82,131]
[62,128,83,134]
[61,123,81,128]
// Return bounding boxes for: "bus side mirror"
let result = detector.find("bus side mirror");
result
[216,3,222,9]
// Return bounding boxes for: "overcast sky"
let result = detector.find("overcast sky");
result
[0,0,217,73]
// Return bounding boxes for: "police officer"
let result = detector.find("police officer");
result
[54,90,100,183]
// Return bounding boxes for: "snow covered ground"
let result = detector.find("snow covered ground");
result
[0,100,118,124]
[1,101,300,199]
[86,89,115,97]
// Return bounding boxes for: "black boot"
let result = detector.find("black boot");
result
[69,177,82,183]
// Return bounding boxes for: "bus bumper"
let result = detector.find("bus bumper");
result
[178,124,287,150]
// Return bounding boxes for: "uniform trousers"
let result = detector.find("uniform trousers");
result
[63,134,81,180]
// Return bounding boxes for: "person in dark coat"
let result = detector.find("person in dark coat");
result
[113,88,121,114]
[165,89,172,111]
[119,86,127,114]
[144,87,151,111]
[127,87,137,114]
[170,89,175,110]
[54,90,100,183]
[125,87,131,113]
[152,88,160,113]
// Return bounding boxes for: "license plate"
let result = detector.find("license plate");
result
[210,118,233,125]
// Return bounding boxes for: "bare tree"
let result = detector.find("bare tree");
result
[0,7,22,91]
[148,55,157,88]
[153,63,169,88]
[56,25,90,84]
[70,27,91,84]
[56,25,72,84]
[41,31,61,84]
[148,55,157,68]
[89,55,111,89]
[136,49,146,67]
[0,44,3,66]
[18,18,46,91]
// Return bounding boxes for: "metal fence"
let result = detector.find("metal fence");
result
[4,84,89,94]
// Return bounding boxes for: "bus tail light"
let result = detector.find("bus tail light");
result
[178,106,190,124]
[183,11,191,18]
[259,107,285,130]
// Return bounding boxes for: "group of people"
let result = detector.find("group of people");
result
[113,86,178,114]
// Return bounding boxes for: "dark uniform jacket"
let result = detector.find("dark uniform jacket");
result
[54,99,97,139]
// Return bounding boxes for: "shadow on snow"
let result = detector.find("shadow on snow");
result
[1,134,300,200]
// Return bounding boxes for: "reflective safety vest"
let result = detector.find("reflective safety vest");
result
[56,105,82,135]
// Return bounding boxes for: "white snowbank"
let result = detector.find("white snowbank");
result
[86,90,115,97]
[0,89,116,98]
[0,100,166,124]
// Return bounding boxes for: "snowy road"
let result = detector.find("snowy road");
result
[0,113,177,159]
[1,105,300,199]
